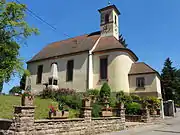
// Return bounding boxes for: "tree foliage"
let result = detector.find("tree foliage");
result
[161,58,177,101]
[99,82,111,99]
[9,86,21,94]
[20,70,30,90]
[0,1,38,88]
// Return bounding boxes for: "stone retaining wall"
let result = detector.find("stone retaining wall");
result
[0,119,13,135]
[34,118,86,135]
[92,117,124,134]
[150,115,162,122]
[125,115,142,122]
[0,101,126,135]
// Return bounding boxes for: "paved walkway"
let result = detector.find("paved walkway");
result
[101,109,180,135]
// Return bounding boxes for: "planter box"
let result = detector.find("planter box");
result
[21,95,34,106]
[102,111,113,117]
[82,98,91,107]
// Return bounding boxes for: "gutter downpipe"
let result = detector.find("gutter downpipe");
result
[87,37,101,90]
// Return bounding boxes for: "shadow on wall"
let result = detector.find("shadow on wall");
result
[0,119,12,133]
[93,52,134,75]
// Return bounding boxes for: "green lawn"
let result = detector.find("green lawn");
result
[0,95,58,119]
[0,95,79,119]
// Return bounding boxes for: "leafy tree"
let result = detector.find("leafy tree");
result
[99,82,111,99]
[161,58,177,101]
[9,86,21,94]
[20,70,30,90]
[0,1,38,88]
[0,81,3,93]
[119,34,128,48]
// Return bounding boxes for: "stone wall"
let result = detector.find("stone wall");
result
[0,98,126,135]
[0,119,13,135]
[34,118,86,135]
[125,115,142,122]
[91,117,124,134]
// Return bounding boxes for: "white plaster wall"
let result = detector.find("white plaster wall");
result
[93,51,135,93]
[100,8,119,40]
[27,53,88,94]
[155,76,162,94]
[129,74,162,97]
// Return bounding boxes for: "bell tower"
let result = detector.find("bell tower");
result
[99,4,120,40]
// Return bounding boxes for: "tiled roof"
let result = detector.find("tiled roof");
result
[129,62,157,75]
[27,31,138,63]
[27,32,100,63]
[93,36,125,52]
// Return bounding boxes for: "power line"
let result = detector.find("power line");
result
[14,0,56,31]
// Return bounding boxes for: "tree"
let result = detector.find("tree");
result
[0,81,3,93]
[100,82,111,99]
[119,34,128,48]
[20,69,30,90]
[9,86,21,94]
[161,58,177,101]
[0,1,38,89]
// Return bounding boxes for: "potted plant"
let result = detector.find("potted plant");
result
[116,91,126,108]
[48,105,56,118]
[21,91,34,106]
[82,97,91,107]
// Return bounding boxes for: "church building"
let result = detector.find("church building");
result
[27,4,162,97]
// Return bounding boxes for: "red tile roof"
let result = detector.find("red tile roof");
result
[129,62,158,75]
[27,32,100,63]
[27,32,138,63]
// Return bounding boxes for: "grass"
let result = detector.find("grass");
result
[0,95,80,119]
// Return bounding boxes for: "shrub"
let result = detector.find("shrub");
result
[92,101,102,117]
[131,95,141,102]
[39,88,76,99]
[56,94,82,110]
[87,89,99,97]
[109,96,116,108]
[125,102,141,115]
[39,88,55,99]
[100,83,111,99]
[146,96,160,110]
[116,91,132,104]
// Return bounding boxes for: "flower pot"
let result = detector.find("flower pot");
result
[21,95,34,106]
[82,98,91,107]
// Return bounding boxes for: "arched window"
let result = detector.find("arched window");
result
[115,15,117,25]
[105,14,109,24]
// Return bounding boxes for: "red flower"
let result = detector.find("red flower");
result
[48,105,56,113]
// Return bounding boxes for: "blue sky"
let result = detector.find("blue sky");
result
[3,0,180,93]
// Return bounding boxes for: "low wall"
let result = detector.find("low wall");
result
[33,117,124,135]
[125,115,142,122]
[34,118,85,135]
[0,119,13,135]
[0,104,126,135]
[150,115,161,122]
[92,117,124,134]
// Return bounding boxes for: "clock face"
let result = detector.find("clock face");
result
[102,25,110,33]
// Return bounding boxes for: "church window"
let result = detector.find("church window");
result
[136,77,145,88]
[115,15,117,25]
[36,65,43,84]
[100,57,108,80]
[105,14,109,23]
[66,60,74,81]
